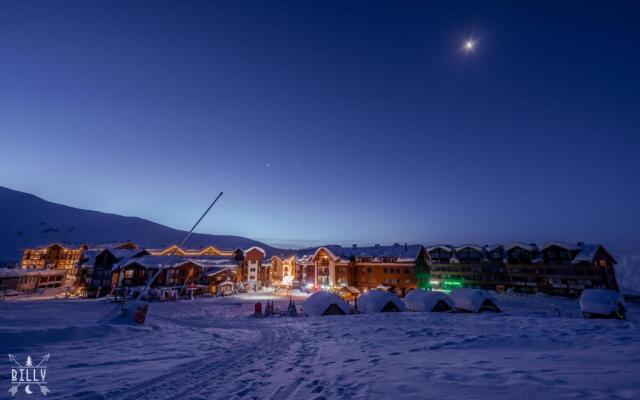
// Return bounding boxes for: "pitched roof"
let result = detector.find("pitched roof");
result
[540,242,582,251]
[331,244,423,262]
[113,253,241,270]
[573,244,617,264]
[505,242,538,252]
[455,244,484,252]
[426,245,454,253]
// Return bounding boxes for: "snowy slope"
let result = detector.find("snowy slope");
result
[0,293,639,399]
[0,186,278,261]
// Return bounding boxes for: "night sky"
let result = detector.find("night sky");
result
[1,1,639,252]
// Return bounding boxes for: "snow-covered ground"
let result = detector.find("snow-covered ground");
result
[1,293,639,400]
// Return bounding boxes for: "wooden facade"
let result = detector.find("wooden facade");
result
[21,243,88,272]
[113,259,202,288]
[80,247,148,297]
[207,268,239,295]
[0,269,66,295]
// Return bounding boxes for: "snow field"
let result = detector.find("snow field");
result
[1,293,639,400]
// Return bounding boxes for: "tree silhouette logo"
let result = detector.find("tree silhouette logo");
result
[8,354,50,396]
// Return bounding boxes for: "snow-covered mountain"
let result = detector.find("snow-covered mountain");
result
[0,186,278,262]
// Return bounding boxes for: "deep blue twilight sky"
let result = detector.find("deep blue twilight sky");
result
[1,1,639,252]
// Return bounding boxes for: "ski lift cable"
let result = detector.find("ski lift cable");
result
[139,191,224,300]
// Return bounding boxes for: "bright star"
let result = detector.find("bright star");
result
[464,40,475,52]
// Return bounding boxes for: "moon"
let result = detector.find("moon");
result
[25,385,33,394]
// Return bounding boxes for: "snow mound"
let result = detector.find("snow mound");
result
[403,290,454,312]
[357,290,405,313]
[302,291,349,316]
[579,289,626,317]
[450,288,500,313]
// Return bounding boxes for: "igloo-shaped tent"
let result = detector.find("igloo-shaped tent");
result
[357,290,405,313]
[580,289,626,319]
[302,291,349,316]
[450,288,500,313]
[403,290,455,312]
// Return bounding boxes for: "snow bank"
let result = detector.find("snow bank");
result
[98,300,149,325]
[450,288,500,313]
[614,254,640,295]
[302,291,349,316]
[403,290,454,312]
[579,289,626,317]
[357,290,405,313]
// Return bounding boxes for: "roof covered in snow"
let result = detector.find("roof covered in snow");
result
[0,268,66,278]
[24,242,88,251]
[113,255,234,270]
[573,244,617,264]
[504,242,538,252]
[540,242,582,251]
[295,244,423,263]
[426,245,455,253]
[243,246,266,257]
[485,244,504,252]
[454,244,484,252]
[332,244,423,262]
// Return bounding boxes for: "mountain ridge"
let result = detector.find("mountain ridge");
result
[0,185,279,261]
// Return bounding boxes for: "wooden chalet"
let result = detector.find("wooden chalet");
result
[78,243,148,297]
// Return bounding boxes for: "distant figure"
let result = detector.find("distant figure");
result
[255,302,262,316]
[287,299,298,317]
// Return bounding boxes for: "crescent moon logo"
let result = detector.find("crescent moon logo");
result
[24,385,33,394]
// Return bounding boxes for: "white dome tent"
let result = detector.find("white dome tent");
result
[357,290,405,313]
[450,288,500,313]
[302,291,350,316]
[580,289,626,319]
[403,290,455,312]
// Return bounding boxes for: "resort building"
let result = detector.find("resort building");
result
[18,240,620,298]
[514,242,619,296]
[21,242,88,272]
[422,242,619,296]
[0,268,66,295]
[266,255,297,286]
[243,244,427,296]
[425,244,508,291]
[242,247,268,287]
